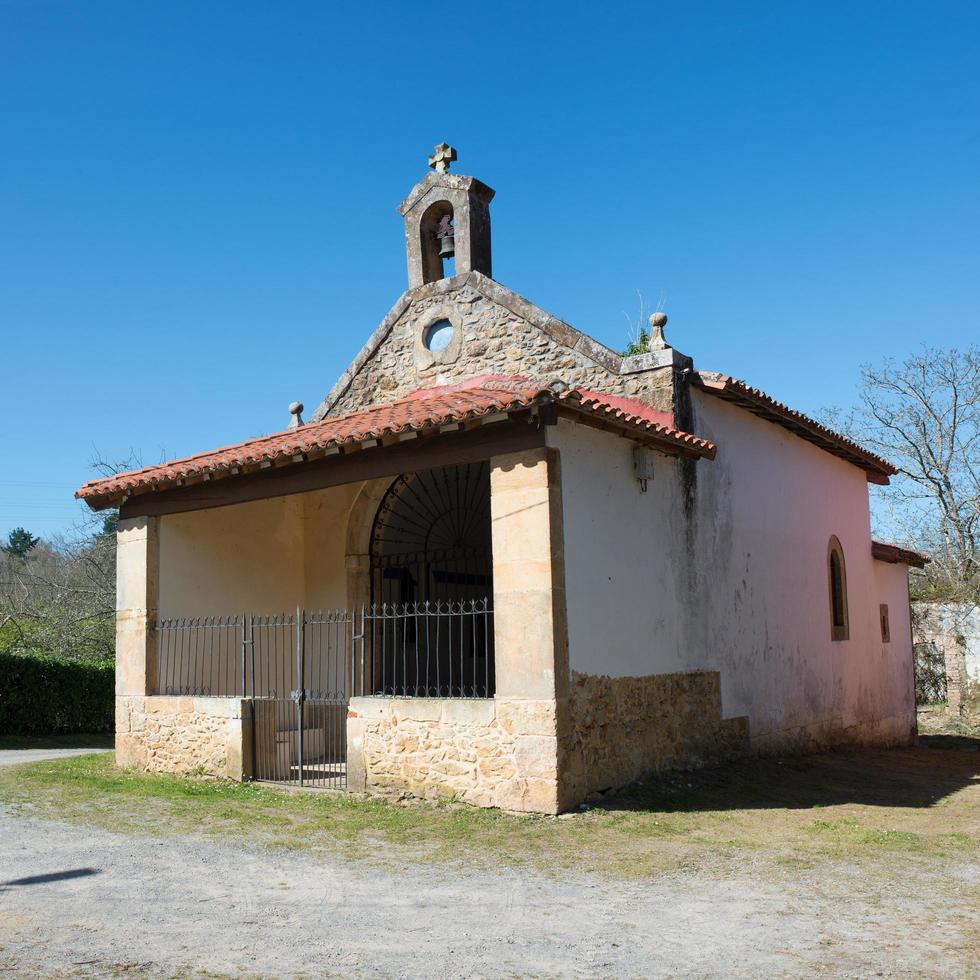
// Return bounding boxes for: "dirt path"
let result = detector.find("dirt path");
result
[0,748,112,768]
[1,806,976,979]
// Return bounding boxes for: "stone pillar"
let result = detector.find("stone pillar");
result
[490,447,568,701]
[116,516,159,696]
[115,516,159,769]
[489,447,568,813]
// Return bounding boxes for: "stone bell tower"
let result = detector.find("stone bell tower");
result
[397,143,494,289]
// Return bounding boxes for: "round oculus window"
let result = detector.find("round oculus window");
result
[423,318,454,353]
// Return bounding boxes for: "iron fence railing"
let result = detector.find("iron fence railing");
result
[154,614,243,697]
[153,601,493,791]
[153,599,495,700]
[367,599,494,699]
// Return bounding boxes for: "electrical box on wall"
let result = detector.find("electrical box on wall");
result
[632,446,655,492]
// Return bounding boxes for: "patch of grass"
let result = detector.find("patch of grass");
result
[1,743,977,881]
[806,817,925,851]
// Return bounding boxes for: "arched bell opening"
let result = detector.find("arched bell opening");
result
[369,461,494,697]
[418,200,455,283]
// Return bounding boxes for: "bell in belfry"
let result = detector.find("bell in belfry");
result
[436,213,455,259]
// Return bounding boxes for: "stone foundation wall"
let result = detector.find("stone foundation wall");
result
[560,670,749,805]
[347,697,560,814]
[115,695,250,780]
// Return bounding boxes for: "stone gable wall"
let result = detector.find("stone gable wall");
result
[321,275,677,418]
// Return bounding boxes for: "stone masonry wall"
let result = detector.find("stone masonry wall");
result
[115,695,250,781]
[317,274,677,419]
[347,696,560,814]
[913,602,980,712]
[560,670,749,805]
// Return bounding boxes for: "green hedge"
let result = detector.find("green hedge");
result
[0,651,114,735]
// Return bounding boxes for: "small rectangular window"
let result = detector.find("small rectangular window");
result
[879,603,890,643]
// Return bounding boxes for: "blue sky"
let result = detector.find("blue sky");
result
[1,1,978,539]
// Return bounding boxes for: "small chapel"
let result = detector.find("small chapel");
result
[78,145,926,814]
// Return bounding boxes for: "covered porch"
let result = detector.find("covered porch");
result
[81,378,716,813]
[147,461,498,790]
[105,393,570,812]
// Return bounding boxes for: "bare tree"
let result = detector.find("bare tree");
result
[0,530,116,661]
[830,346,979,599]
[0,452,140,662]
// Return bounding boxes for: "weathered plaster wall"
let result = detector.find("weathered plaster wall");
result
[870,561,917,724]
[316,273,677,418]
[157,483,362,618]
[347,696,560,813]
[116,695,250,780]
[552,395,916,754]
[302,482,364,611]
[159,497,305,617]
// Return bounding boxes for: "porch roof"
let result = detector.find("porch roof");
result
[76,376,716,511]
[691,372,898,485]
[871,540,930,569]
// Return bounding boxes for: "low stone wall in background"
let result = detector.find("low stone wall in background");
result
[913,602,980,713]
[346,696,560,814]
[561,670,750,805]
[115,695,250,780]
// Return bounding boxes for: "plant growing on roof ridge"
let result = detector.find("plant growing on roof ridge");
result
[622,288,667,357]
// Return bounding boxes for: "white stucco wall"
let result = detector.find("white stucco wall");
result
[551,389,916,750]
[158,483,361,618]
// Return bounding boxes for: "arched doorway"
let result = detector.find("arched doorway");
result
[369,461,494,696]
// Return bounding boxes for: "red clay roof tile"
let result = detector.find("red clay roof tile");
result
[871,540,930,568]
[76,377,715,510]
[692,372,897,483]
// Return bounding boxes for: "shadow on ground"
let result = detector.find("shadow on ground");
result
[0,868,100,889]
[599,737,980,814]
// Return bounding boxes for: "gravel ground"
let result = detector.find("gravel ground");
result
[1,805,977,979]
[0,748,112,768]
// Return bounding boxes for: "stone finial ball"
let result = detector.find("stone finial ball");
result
[289,401,304,415]
[649,311,668,329]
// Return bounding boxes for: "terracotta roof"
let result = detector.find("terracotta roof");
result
[871,541,930,569]
[692,373,897,484]
[76,377,715,510]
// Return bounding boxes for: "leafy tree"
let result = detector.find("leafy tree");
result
[2,527,39,558]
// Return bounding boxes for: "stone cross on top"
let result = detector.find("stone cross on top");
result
[428,143,457,174]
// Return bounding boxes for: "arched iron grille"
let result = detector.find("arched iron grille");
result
[369,461,494,696]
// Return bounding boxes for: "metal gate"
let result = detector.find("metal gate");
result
[248,608,355,789]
